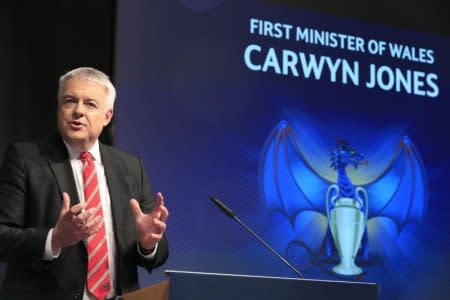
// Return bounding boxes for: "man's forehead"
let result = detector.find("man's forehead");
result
[63,78,108,95]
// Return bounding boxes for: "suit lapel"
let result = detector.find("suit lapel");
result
[100,144,128,245]
[46,135,80,205]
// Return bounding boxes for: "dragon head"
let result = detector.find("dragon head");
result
[330,138,368,170]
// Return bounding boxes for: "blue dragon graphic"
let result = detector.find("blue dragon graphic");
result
[330,138,368,199]
[259,120,427,274]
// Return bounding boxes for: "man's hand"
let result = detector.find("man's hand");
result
[130,192,169,251]
[52,192,103,252]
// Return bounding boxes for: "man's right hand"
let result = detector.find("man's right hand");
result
[51,192,103,252]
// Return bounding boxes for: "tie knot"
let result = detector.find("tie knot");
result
[79,151,93,162]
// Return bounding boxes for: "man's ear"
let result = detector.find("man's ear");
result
[104,109,114,126]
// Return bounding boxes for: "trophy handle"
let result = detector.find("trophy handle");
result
[326,184,339,219]
[355,187,369,223]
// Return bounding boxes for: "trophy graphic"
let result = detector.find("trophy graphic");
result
[326,185,368,275]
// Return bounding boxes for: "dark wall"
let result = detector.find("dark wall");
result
[0,0,116,160]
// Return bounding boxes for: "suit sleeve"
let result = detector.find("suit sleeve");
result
[0,144,49,263]
[134,157,169,272]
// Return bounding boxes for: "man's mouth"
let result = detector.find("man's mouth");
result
[69,120,84,129]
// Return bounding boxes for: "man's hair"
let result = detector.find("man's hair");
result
[58,67,116,111]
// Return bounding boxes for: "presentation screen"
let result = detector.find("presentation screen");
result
[115,1,449,299]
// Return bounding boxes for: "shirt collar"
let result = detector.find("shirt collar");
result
[62,139,102,163]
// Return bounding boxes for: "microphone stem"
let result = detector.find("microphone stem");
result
[233,216,304,279]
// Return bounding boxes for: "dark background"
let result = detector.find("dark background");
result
[0,0,116,159]
[0,0,448,287]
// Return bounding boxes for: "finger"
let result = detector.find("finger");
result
[153,218,167,233]
[62,202,85,221]
[84,215,103,231]
[152,208,162,220]
[75,206,98,224]
[156,192,164,207]
[129,199,143,219]
[69,202,87,216]
[151,196,167,217]
[81,218,104,240]
[60,192,71,217]
[87,218,104,236]
[150,232,163,241]
[158,205,169,223]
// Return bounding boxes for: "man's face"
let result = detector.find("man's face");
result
[57,78,113,151]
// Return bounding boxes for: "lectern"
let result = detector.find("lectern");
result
[123,270,379,300]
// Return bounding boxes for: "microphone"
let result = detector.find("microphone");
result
[209,196,304,279]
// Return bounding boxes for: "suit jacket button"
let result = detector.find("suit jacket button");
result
[73,292,81,299]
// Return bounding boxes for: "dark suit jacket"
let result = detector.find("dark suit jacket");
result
[0,135,168,299]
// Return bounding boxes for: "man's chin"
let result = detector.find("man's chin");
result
[61,133,89,149]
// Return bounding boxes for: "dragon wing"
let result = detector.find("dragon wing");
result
[362,136,427,233]
[260,120,333,225]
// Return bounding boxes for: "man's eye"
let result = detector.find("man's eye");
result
[87,102,97,108]
[64,98,76,104]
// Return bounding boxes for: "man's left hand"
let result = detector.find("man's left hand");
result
[129,192,169,251]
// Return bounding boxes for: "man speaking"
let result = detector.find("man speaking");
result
[0,67,169,299]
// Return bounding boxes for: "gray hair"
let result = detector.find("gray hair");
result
[58,67,116,111]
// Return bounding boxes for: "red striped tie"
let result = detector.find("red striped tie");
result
[80,152,110,300]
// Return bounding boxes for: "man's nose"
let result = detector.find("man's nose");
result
[73,102,85,116]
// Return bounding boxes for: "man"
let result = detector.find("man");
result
[0,67,169,299]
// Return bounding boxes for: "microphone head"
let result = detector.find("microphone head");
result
[209,196,235,218]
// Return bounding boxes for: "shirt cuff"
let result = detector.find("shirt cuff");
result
[137,242,158,259]
[43,228,61,260]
